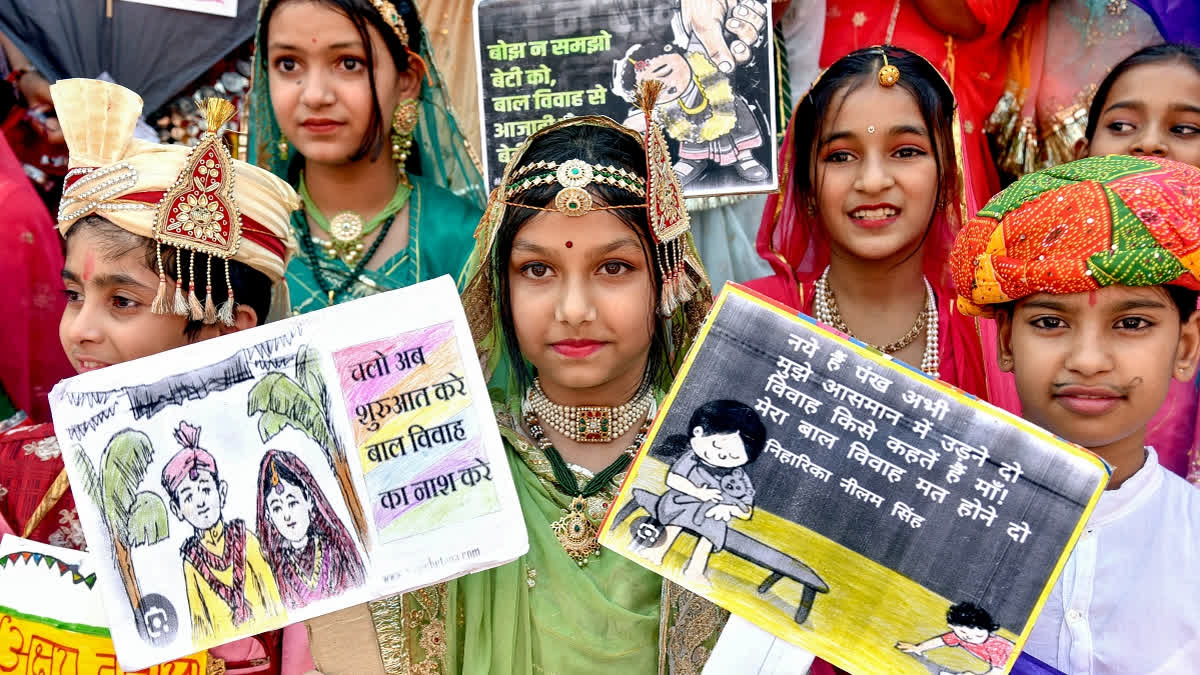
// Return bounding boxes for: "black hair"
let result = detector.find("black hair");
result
[615,41,680,99]
[688,399,768,462]
[260,0,422,171]
[946,602,998,632]
[493,122,666,391]
[64,216,272,339]
[1084,43,1200,141]
[1166,285,1198,322]
[792,45,959,262]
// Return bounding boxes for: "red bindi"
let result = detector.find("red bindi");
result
[565,241,573,248]
[1088,290,1097,306]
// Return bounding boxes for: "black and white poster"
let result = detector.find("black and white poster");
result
[474,0,778,197]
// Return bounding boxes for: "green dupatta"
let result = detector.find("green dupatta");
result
[245,0,486,314]
[365,115,725,673]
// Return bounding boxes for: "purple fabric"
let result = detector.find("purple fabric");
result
[1011,651,1065,675]
[1131,0,1200,45]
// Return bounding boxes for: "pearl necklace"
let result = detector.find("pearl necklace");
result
[527,378,654,443]
[813,266,940,378]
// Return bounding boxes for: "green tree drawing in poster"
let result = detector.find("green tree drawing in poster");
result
[72,430,169,622]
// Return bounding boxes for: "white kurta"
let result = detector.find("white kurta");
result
[1024,448,1200,674]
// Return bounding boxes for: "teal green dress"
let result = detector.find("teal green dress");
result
[287,173,481,315]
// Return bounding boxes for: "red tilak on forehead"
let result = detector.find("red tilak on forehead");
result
[83,252,96,282]
[1088,290,1097,306]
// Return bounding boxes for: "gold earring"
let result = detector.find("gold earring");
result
[277,136,289,160]
[391,98,419,165]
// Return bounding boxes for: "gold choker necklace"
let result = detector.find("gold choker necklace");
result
[527,378,654,443]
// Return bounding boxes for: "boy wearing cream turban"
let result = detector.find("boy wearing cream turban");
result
[0,77,302,667]
[950,154,1200,673]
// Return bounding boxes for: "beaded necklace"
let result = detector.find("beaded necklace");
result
[522,388,654,565]
[813,266,940,377]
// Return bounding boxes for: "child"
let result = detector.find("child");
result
[638,399,765,585]
[1078,42,1200,482]
[249,0,483,314]
[896,601,1014,675]
[613,41,769,186]
[0,77,308,673]
[1079,43,1200,169]
[949,154,1200,673]
[745,46,991,400]
[164,422,285,642]
[313,88,725,670]
[256,449,366,610]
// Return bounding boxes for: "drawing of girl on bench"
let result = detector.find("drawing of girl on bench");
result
[634,399,766,585]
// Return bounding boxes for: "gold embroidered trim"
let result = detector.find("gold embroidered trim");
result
[369,594,411,674]
[658,581,729,675]
[367,584,449,675]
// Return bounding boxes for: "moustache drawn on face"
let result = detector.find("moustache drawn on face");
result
[1052,376,1143,398]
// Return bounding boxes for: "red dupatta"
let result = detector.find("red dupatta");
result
[0,135,73,423]
[743,48,993,402]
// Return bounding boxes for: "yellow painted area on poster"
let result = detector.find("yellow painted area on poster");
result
[602,284,1109,673]
[0,607,210,674]
[609,459,1015,675]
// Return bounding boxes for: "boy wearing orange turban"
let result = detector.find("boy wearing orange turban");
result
[951,154,1200,672]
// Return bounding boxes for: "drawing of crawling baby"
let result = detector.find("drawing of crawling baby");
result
[637,399,766,585]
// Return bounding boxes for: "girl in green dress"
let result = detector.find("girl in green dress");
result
[248,0,485,314]
[363,96,730,672]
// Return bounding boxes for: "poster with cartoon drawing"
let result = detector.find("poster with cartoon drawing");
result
[599,285,1109,674]
[50,275,525,670]
[474,0,777,197]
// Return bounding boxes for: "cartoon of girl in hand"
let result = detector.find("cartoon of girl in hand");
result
[637,399,766,585]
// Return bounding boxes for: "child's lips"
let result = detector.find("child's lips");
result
[1053,385,1124,416]
[551,339,607,358]
[74,357,111,373]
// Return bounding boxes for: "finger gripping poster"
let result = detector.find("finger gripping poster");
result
[50,276,525,670]
[599,285,1108,675]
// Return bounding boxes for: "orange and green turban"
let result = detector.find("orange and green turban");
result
[951,155,1200,317]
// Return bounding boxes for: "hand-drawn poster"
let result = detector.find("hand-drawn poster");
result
[599,285,1109,675]
[0,535,210,674]
[474,0,777,197]
[335,324,500,544]
[49,275,525,670]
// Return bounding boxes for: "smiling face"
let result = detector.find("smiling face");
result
[507,209,657,404]
[171,471,226,531]
[1086,60,1200,168]
[691,428,749,468]
[267,479,314,547]
[59,227,215,375]
[997,286,1200,457]
[635,51,693,102]
[266,0,418,165]
[812,81,941,265]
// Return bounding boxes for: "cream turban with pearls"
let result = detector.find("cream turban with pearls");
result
[51,78,298,323]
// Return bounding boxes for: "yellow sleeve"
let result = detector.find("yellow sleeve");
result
[243,531,285,618]
[183,561,213,642]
